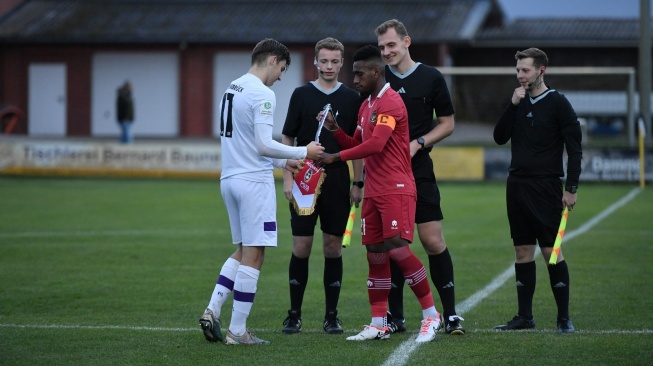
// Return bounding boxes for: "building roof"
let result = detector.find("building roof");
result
[0,0,499,44]
[476,18,648,47]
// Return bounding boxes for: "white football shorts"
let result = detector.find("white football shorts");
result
[220,177,278,247]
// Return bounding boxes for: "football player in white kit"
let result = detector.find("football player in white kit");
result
[199,38,324,345]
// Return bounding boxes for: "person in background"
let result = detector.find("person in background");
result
[493,47,582,334]
[198,38,324,345]
[116,80,134,143]
[280,37,363,335]
[375,19,464,335]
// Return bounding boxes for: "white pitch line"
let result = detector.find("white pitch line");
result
[0,323,325,334]
[0,227,293,239]
[0,228,225,238]
[465,328,653,335]
[381,187,641,366]
[1,323,651,336]
[0,323,197,332]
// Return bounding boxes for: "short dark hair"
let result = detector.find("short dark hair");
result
[353,45,383,66]
[515,48,549,68]
[251,38,291,68]
[314,37,344,59]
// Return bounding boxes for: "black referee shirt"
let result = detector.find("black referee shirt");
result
[282,82,361,156]
[385,63,455,142]
[494,88,583,187]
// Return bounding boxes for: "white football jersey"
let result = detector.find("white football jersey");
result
[219,73,304,181]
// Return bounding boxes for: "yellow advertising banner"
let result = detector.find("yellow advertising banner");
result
[346,147,485,181]
[430,147,484,181]
[1,139,485,181]
[0,139,222,178]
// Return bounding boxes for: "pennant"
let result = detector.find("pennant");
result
[290,103,332,215]
[291,159,326,215]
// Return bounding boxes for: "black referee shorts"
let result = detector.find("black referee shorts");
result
[416,180,444,224]
[506,175,564,247]
[412,152,444,224]
[289,164,351,237]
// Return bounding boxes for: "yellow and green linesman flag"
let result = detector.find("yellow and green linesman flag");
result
[549,207,569,265]
[342,205,356,248]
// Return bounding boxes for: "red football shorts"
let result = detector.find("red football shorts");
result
[360,194,416,245]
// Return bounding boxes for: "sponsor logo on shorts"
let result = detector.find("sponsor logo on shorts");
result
[263,221,277,231]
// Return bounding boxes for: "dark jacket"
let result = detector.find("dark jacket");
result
[117,84,134,122]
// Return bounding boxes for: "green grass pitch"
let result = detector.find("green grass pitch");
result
[0,176,651,365]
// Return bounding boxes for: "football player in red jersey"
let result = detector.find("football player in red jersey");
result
[319,45,441,343]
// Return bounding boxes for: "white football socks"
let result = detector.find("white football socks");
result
[422,306,439,320]
[208,257,240,318]
[229,265,260,336]
[371,316,387,329]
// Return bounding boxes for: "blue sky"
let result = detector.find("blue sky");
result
[497,0,650,20]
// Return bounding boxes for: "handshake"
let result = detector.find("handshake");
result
[304,141,340,165]
[307,106,341,164]
[305,141,324,160]
[299,105,343,163]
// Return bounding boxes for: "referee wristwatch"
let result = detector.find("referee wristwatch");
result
[416,137,426,150]
[565,185,577,194]
[352,181,364,189]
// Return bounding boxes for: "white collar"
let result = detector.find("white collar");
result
[367,83,392,103]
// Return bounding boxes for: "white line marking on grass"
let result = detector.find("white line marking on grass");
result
[0,228,292,239]
[1,323,651,336]
[0,323,197,332]
[0,229,226,238]
[469,328,653,335]
[0,324,352,334]
[381,188,641,366]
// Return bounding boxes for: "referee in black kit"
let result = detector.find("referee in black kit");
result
[493,47,582,334]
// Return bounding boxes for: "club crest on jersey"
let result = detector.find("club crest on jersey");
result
[260,101,273,116]
[370,110,377,124]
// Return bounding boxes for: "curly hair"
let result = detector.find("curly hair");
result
[353,45,382,64]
